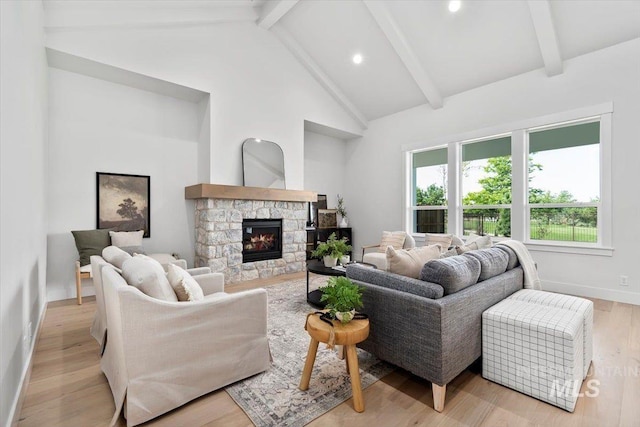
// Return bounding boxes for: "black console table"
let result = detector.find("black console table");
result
[305,227,352,260]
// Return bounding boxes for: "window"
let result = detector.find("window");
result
[411,148,448,233]
[461,136,511,237]
[405,104,611,253]
[527,120,600,243]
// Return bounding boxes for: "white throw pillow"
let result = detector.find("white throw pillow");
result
[109,230,144,247]
[465,232,492,249]
[148,253,179,272]
[386,244,441,279]
[424,233,452,253]
[450,235,464,247]
[378,231,407,253]
[167,264,204,302]
[102,245,132,269]
[121,256,178,302]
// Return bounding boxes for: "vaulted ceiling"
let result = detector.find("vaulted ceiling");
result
[43,0,640,128]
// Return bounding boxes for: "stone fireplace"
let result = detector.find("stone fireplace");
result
[187,184,316,284]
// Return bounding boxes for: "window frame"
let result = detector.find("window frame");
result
[460,134,512,238]
[403,103,613,256]
[408,146,449,234]
[525,117,602,246]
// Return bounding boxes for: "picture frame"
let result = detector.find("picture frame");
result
[97,172,150,237]
[317,208,337,229]
[309,194,327,227]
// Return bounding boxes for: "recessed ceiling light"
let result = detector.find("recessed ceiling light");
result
[352,53,363,65]
[448,0,461,13]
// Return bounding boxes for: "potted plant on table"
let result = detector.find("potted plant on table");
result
[311,232,352,267]
[319,276,364,324]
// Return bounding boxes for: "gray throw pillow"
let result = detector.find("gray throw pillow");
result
[495,244,520,270]
[463,248,509,281]
[420,256,481,295]
[71,229,111,266]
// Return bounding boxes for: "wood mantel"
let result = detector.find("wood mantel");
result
[185,184,317,202]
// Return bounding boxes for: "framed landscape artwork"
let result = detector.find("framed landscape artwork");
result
[97,172,150,237]
[317,209,337,229]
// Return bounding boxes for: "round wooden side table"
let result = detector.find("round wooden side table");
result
[299,314,370,412]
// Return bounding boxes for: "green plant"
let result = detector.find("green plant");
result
[319,276,364,323]
[336,194,347,219]
[311,232,352,260]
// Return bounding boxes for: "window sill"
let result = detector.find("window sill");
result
[524,241,614,257]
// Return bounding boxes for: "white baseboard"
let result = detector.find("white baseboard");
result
[8,301,47,427]
[542,280,640,306]
[47,284,95,303]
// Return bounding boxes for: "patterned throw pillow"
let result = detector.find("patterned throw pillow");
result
[465,232,492,249]
[378,231,407,253]
[424,233,453,253]
[440,247,459,258]
[167,264,205,302]
[386,245,441,279]
[455,241,479,255]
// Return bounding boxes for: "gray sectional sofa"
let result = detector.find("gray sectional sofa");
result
[346,245,524,412]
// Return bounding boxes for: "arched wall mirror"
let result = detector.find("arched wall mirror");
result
[242,138,286,189]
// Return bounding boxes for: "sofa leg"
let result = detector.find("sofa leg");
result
[432,383,446,412]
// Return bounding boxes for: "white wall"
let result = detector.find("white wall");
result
[304,131,347,214]
[0,1,49,425]
[45,23,364,190]
[47,68,204,301]
[344,39,640,304]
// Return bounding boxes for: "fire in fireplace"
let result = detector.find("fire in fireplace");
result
[242,219,282,263]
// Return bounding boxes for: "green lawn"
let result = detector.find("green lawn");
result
[463,219,597,243]
[529,223,596,242]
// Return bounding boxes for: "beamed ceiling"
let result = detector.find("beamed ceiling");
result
[43,0,640,129]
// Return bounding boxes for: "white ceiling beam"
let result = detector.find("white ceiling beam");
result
[271,26,368,129]
[257,0,299,30]
[527,0,563,76]
[363,0,443,109]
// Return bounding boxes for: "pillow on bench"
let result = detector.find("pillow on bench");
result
[72,229,111,266]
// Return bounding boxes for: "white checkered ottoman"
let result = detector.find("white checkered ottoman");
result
[482,299,584,412]
[507,290,593,378]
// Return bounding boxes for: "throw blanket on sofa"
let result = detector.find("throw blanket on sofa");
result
[498,240,542,290]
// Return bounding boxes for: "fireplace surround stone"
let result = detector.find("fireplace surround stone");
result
[194,198,308,283]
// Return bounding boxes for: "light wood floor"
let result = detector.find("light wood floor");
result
[17,272,640,427]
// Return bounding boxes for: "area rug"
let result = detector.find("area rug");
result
[225,277,394,427]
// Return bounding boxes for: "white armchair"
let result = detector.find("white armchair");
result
[90,254,218,354]
[362,232,416,270]
[100,265,271,426]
